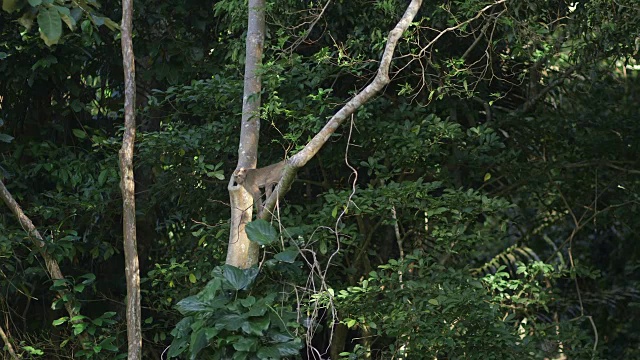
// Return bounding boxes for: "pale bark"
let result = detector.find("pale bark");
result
[229,0,422,263]
[120,0,142,357]
[0,320,18,359]
[227,179,257,268]
[227,0,265,268]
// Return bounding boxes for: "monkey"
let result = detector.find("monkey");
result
[233,160,285,213]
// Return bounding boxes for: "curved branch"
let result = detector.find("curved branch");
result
[261,0,424,217]
[0,181,85,339]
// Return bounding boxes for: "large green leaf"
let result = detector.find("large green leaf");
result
[175,296,210,314]
[38,6,62,46]
[222,265,258,290]
[232,337,258,352]
[218,314,246,331]
[274,249,298,263]
[54,5,75,30]
[170,317,193,337]
[167,336,187,358]
[275,339,303,356]
[242,315,270,336]
[188,328,208,360]
[256,346,281,359]
[245,219,277,245]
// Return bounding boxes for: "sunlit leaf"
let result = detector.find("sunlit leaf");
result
[38,6,62,46]
[0,134,14,143]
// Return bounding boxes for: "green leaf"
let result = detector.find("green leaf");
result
[175,296,210,314]
[200,277,222,299]
[256,346,280,359]
[72,128,86,139]
[219,314,246,331]
[319,239,327,255]
[72,322,87,335]
[80,273,96,284]
[242,315,270,335]
[2,0,26,13]
[245,219,277,245]
[233,337,258,352]
[240,296,256,307]
[102,16,120,30]
[204,327,220,341]
[189,328,208,359]
[428,298,439,306]
[0,134,14,143]
[274,249,297,263]
[232,351,249,360]
[171,317,193,338]
[222,265,258,290]
[28,0,41,5]
[52,317,68,326]
[275,339,303,356]
[269,333,294,342]
[247,301,269,317]
[189,273,197,283]
[54,5,75,30]
[22,346,44,355]
[207,170,224,180]
[98,169,108,186]
[70,315,86,322]
[484,172,491,182]
[32,55,58,70]
[99,338,118,352]
[38,6,63,46]
[167,335,188,358]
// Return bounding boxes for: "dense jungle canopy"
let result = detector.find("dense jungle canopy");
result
[1,0,639,359]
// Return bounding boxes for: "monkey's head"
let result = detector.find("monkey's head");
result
[233,168,247,185]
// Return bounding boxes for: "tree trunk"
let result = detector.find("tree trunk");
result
[227,0,266,268]
[120,0,142,357]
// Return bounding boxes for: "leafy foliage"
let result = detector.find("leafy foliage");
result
[0,0,639,358]
[337,255,526,359]
[168,265,302,359]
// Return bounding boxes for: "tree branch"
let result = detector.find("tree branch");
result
[261,0,424,217]
[0,181,85,338]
